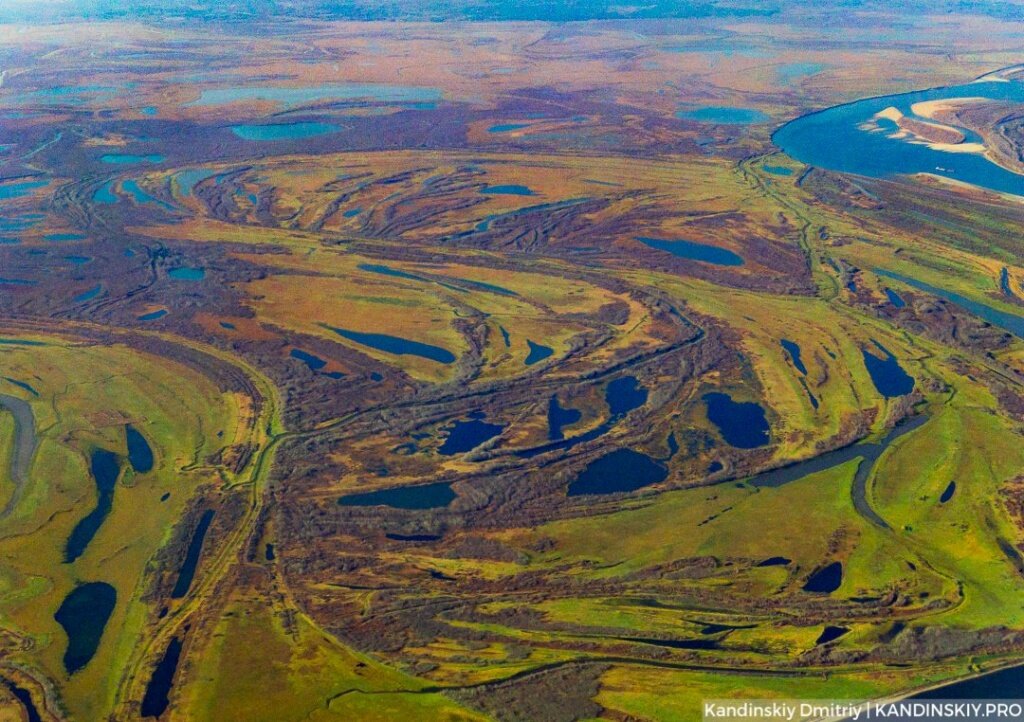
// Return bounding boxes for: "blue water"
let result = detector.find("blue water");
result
[636,236,744,266]
[171,509,214,598]
[141,106,157,116]
[884,287,906,308]
[548,396,582,441]
[54,582,116,674]
[803,561,843,593]
[703,392,770,448]
[777,62,825,84]
[499,326,511,347]
[606,376,648,416]
[44,233,86,242]
[189,84,441,107]
[862,341,914,398]
[0,180,47,200]
[174,168,216,196]
[677,106,769,124]
[482,184,535,196]
[763,165,793,176]
[488,123,530,133]
[168,267,205,281]
[74,285,102,302]
[774,78,1024,197]
[65,449,121,563]
[780,339,807,375]
[94,181,118,204]
[877,269,1024,338]
[343,207,362,217]
[4,377,38,397]
[327,326,456,364]
[126,425,154,473]
[231,122,342,141]
[141,638,181,719]
[122,180,175,210]
[438,413,504,455]
[291,349,327,372]
[567,449,667,496]
[138,309,168,321]
[524,340,554,366]
[219,321,236,330]
[100,154,165,164]
[64,255,91,265]
[338,481,455,509]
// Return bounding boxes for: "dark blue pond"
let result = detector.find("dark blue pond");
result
[4,377,38,396]
[54,582,116,674]
[780,339,807,375]
[291,348,327,371]
[703,392,770,448]
[877,269,1024,339]
[636,236,744,266]
[499,326,511,347]
[1,677,40,722]
[65,449,121,563]
[126,425,154,473]
[606,376,648,416]
[773,78,1024,197]
[524,340,553,366]
[438,413,504,455]
[862,341,914,398]
[884,287,906,308]
[171,509,214,599]
[338,481,455,509]
[548,396,582,441]
[940,480,956,504]
[816,626,849,645]
[482,184,535,196]
[567,449,667,496]
[802,561,843,593]
[327,326,456,364]
[138,309,168,321]
[141,637,181,719]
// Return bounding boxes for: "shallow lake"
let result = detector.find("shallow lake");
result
[168,267,205,281]
[231,122,342,141]
[524,340,553,366]
[188,84,441,107]
[567,448,667,496]
[126,424,154,473]
[637,236,744,266]
[328,326,456,364]
[338,481,455,509]
[703,392,770,448]
[438,413,504,455]
[677,106,769,124]
[862,341,914,398]
[54,582,116,674]
[171,509,215,598]
[141,637,181,718]
[100,153,165,164]
[65,449,120,563]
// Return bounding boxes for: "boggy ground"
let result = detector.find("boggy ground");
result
[3,6,1024,722]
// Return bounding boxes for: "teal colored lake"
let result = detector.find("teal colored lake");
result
[100,154,165,164]
[777,62,825,84]
[188,84,441,107]
[174,168,216,196]
[677,106,769,124]
[637,236,744,266]
[75,284,102,304]
[168,267,205,281]
[231,122,342,141]
[774,78,1024,197]
[44,233,86,242]
[488,123,530,133]
[94,181,118,204]
[0,180,47,200]
[122,180,175,210]
[763,165,793,176]
[482,184,534,196]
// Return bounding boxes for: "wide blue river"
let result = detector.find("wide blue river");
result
[773,77,1024,196]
